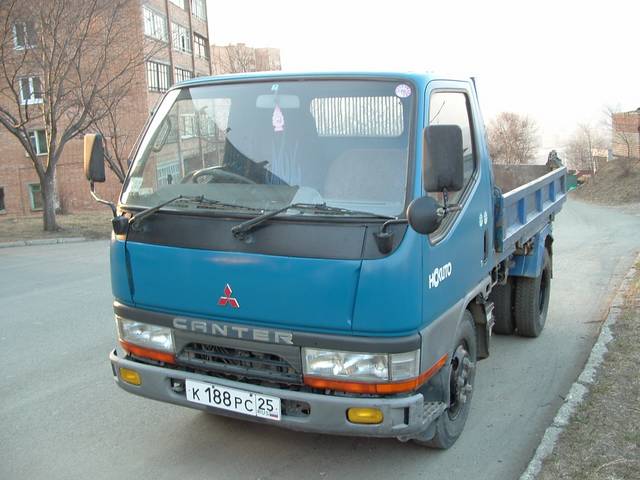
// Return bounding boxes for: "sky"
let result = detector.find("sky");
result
[207,0,640,148]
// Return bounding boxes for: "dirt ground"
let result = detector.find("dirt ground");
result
[573,158,640,205]
[538,260,640,480]
[0,212,112,242]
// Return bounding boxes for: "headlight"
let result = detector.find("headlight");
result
[116,317,175,353]
[302,348,420,383]
[390,350,420,380]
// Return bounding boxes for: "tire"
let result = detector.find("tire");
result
[414,311,477,449]
[514,250,551,337]
[489,280,515,335]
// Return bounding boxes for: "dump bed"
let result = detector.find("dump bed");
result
[493,165,567,263]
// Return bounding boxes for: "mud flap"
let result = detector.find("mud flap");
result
[469,300,494,359]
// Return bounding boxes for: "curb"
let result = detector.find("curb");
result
[519,253,640,480]
[0,237,87,249]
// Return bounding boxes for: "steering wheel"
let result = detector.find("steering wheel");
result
[184,166,256,184]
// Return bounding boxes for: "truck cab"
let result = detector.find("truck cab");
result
[85,72,566,448]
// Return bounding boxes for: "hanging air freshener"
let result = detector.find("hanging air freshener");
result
[272,104,284,132]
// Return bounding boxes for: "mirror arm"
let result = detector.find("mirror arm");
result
[374,218,408,254]
[442,188,449,208]
[380,217,408,234]
[438,187,462,217]
[90,181,117,217]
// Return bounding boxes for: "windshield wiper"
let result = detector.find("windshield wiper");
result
[231,203,393,239]
[128,195,259,227]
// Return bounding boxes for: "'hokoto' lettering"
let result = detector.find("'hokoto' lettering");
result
[428,262,453,289]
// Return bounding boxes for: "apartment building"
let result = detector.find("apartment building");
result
[0,0,212,217]
[612,108,640,159]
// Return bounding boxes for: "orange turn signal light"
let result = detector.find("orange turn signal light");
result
[347,408,383,424]
[120,340,176,364]
[304,354,448,395]
[119,367,142,386]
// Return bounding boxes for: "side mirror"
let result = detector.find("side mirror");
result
[152,118,172,152]
[83,133,116,216]
[407,196,441,235]
[423,125,464,192]
[84,133,106,182]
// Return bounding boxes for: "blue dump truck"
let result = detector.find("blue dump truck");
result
[84,72,566,448]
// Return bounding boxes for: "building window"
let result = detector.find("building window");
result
[0,187,5,213]
[194,34,209,60]
[146,61,171,92]
[171,23,191,53]
[28,129,47,155]
[143,7,168,42]
[19,76,43,105]
[13,22,37,49]
[191,0,207,21]
[179,114,196,138]
[156,162,181,185]
[28,183,43,211]
[199,115,216,137]
[175,67,193,83]
[169,0,185,8]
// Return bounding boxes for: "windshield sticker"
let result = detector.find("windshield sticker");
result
[272,104,285,132]
[395,83,412,98]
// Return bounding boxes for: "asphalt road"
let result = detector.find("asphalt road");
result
[1,198,639,480]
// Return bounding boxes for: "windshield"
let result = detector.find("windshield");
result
[122,79,414,217]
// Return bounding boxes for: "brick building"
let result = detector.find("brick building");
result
[612,108,640,159]
[211,43,281,74]
[0,0,212,217]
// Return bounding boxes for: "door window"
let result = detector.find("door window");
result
[428,91,476,204]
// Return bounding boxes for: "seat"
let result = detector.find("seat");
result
[323,148,407,204]
[223,104,322,187]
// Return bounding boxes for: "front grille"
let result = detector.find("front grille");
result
[177,342,302,385]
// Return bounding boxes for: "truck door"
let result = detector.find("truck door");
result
[421,83,493,325]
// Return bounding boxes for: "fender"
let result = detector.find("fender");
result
[419,275,491,404]
[509,223,552,279]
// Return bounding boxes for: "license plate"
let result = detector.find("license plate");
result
[185,379,281,421]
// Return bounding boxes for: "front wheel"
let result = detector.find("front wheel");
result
[414,311,477,449]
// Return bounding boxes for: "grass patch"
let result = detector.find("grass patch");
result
[0,212,112,242]
[538,264,640,479]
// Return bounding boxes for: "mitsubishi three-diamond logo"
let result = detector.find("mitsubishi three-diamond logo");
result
[218,283,240,308]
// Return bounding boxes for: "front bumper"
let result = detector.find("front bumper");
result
[110,349,435,438]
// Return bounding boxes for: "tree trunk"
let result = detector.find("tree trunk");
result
[41,168,60,232]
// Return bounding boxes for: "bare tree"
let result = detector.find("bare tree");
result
[565,132,591,171]
[487,112,539,164]
[91,97,133,184]
[565,123,606,174]
[0,0,151,230]
[212,44,257,74]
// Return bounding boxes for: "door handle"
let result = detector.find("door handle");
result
[483,229,489,263]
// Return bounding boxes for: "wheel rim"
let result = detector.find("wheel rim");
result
[448,344,474,420]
